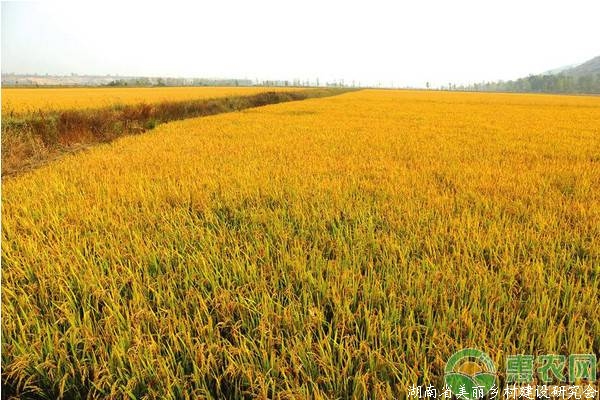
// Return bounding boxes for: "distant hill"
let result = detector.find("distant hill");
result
[463,55,600,94]
[560,56,600,77]
[541,64,577,75]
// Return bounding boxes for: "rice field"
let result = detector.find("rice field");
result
[0,87,339,177]
[2,89,599,398]
[1,86,297,116]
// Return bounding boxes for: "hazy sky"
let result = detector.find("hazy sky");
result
[2,0,600,87]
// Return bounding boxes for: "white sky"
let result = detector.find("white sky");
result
[2,0,600,87]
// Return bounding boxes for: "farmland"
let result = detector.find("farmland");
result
[1,87,344,176]
[1,86,298,116]
[2,89,600,398]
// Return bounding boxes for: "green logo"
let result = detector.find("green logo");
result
[445,348,497,399]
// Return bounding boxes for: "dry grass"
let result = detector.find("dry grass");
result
[2,90,599,398]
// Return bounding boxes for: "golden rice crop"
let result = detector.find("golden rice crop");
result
[2,90,599,398]
[1,86,296,116]
[1,88,341,177]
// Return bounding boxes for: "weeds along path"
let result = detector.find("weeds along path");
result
[1,88,352,177]
[2,90,600,398]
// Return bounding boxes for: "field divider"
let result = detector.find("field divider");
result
[1,88,355,177]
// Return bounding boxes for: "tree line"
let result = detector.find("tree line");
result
[459,73,600,94]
